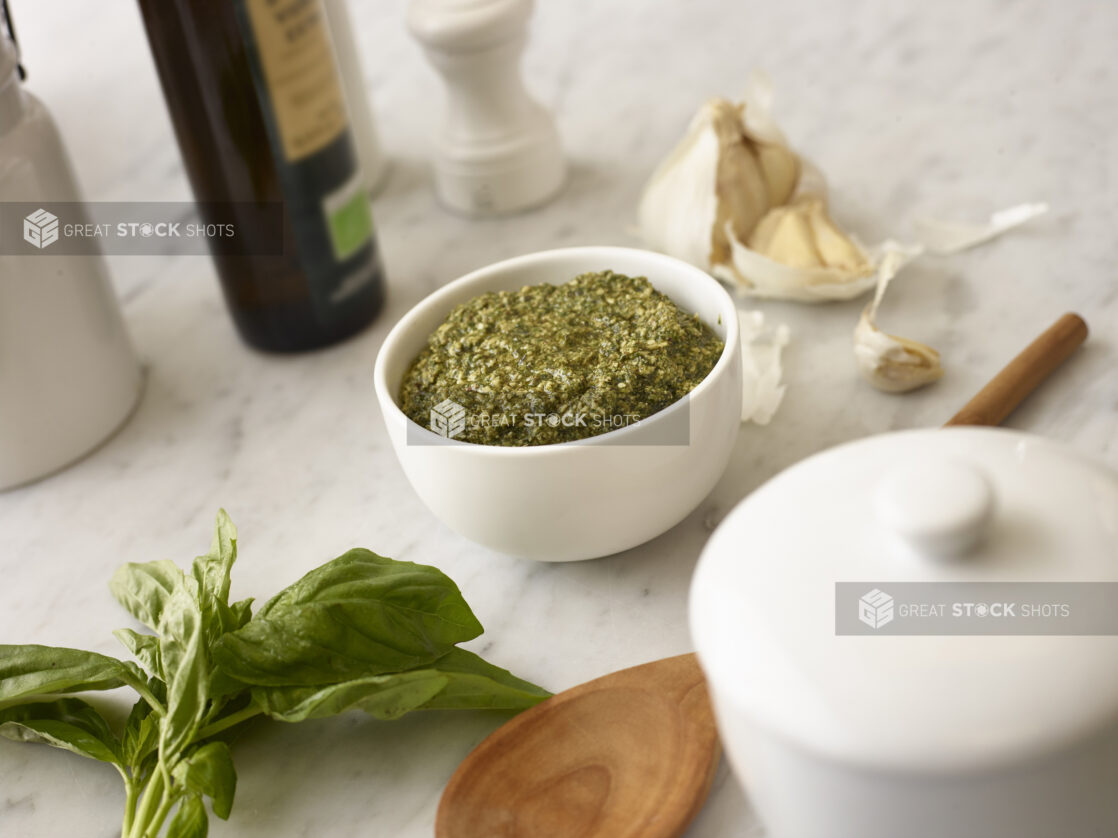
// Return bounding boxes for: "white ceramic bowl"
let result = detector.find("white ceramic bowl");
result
[373,246,742,561]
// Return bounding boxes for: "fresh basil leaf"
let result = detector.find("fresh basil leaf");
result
[196,590,241,650]
[191,509,237,606]
[113,628,162,676]
[183,516,252,684]
[122,696,159,770]
[229,598,254,630]
[165,793,208,838]
[252,669,449,723]
[0,698,122,766]
[205,670,249,702]
[0,645,145,704]
[145,673,168,707]
[251,650,551,721]
[213,549,483,687]
[158,583,209,760]
[112,557,211,759]
[171,741,236,820]
[109,559,185,634]
[418,648,551,711]
[202,599,253,697]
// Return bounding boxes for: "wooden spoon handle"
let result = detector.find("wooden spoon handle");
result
[944,313,1088,428]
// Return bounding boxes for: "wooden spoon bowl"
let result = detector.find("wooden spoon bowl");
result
[436,653,718,838]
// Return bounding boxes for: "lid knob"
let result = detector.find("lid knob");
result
[875,460,995,560]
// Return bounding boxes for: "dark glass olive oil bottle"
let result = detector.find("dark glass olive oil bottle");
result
[138,0,385,352]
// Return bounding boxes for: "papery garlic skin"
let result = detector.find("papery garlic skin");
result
[638,104,722,270]
[913,203,1049,254]
[854,307,944,393]
[739,310,790,424]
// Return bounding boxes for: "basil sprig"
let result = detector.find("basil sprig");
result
[0,511,549,837]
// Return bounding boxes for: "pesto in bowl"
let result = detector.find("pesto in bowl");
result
[398,270,725,446]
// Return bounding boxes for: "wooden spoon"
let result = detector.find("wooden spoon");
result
[436,653,717,838]
[436,313,1088,838]
[944,312,1087,427]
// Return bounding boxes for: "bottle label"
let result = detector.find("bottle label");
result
[322,170,373,262]
[242,0,348,163]
[237,0,381,328]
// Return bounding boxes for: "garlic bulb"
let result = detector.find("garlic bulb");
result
[640,73,1048,399]
[853,248,943,393]
[638,97,799,274]
[639,78,883,303]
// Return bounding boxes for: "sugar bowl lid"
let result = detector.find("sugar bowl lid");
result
[690,427,1118,770]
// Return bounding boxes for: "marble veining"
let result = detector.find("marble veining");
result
[1,0,1116,835]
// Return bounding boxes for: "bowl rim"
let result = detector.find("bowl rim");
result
[373,245,740,455]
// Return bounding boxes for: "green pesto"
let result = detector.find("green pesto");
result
[399,270,725,446]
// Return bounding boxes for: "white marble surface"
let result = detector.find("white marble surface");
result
[2,0,1116,835]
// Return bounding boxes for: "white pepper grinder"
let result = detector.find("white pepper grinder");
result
[407,0,564,216]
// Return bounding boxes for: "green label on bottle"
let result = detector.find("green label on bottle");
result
[324,173,374,262]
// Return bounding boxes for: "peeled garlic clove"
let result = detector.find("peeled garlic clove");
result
[854,305,943,393]
[755,142,800,207]
[714,100,801,256]
[747,197,871,273]
[747,201,823,268]
[711,101,775,266]
[804,199,868,272]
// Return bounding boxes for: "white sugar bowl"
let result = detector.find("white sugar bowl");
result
[690,427,1118,838]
